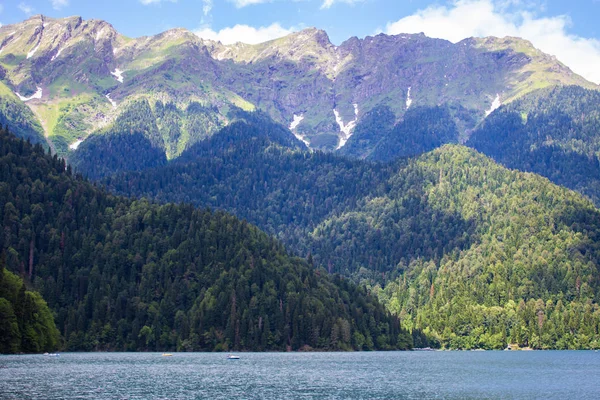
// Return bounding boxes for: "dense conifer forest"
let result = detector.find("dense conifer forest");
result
[96,113,600,349]
[468,86,600,206]
[70,99,224,179]
[0,126,411,352]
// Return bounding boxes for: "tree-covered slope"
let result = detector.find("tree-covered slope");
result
[338,104,477,162]
[468,86,600,205]
[0,260,59,354]
[69,99,227,179]
[336,105,398,160]
[0,126,410,352]
[374,145,600,349]
[101,119,600,349]
[104,116,390,252]
[368,106,461,162]
[69,99,168,179]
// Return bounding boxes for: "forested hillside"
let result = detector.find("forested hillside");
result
[339,105,464,162]
[468,86,600,205]
[69,99,225,179]
[0,259,59,354]
[370,146,600,349]
[340,86,600,210]
[0,126,411,352]
[2,13,600,354]
[104,116,389,254]
[101,118,600,349]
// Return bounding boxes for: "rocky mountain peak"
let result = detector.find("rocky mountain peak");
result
[289,27,332,48]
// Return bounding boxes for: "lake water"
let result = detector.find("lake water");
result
[1,351,599,399]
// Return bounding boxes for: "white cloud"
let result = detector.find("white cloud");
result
[18,2,34,15]
[194,23,295,45]
[229,0,273,7]
[51,0,69,10]
[139,0,177,5]
[320,0,364,9]
[385,0,600,84]
[226,0,365,10]
[202,0,213,16]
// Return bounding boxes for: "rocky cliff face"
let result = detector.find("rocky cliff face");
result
[0,15,596,156]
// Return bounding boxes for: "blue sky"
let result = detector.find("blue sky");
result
[1,0,600,83]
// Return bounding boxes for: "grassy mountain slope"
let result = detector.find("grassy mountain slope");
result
[0,80,45,145]
[0,16,596,156]
[0,126,410,352]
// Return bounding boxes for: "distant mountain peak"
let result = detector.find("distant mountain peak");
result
[289,27,332,46]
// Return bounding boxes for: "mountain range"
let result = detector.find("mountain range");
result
[0,14,597,157]
[2,15,600,352]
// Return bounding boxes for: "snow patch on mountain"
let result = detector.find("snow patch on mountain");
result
[106,93,117,109]
[288,114,310,147]
[15,87,42,102]
[294,132,311,148]
[27,44,40,59]
[69,139,83,150]
[335,103,359,150]
[111,69,124,83]
[51,47,63,61]
[486,94,501,116]
[289,114,304,131]
[406,87,413,109]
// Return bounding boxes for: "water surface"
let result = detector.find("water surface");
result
[1,351,599,399]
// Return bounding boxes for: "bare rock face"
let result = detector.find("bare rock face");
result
[0,16,596,156]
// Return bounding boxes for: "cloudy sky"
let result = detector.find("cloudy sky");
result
[1,0,599,83]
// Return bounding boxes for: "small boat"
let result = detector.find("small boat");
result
[43,353,60,357]
[162,353,173,357]
[227,354,240,359]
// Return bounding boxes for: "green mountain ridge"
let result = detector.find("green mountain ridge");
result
[100,117,600,349]
[0,126,410,353]
[357,145,600,349]
[0,15,596,156]
[468,85,600,206]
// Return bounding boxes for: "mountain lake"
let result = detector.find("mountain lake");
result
[2,350,600,399]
